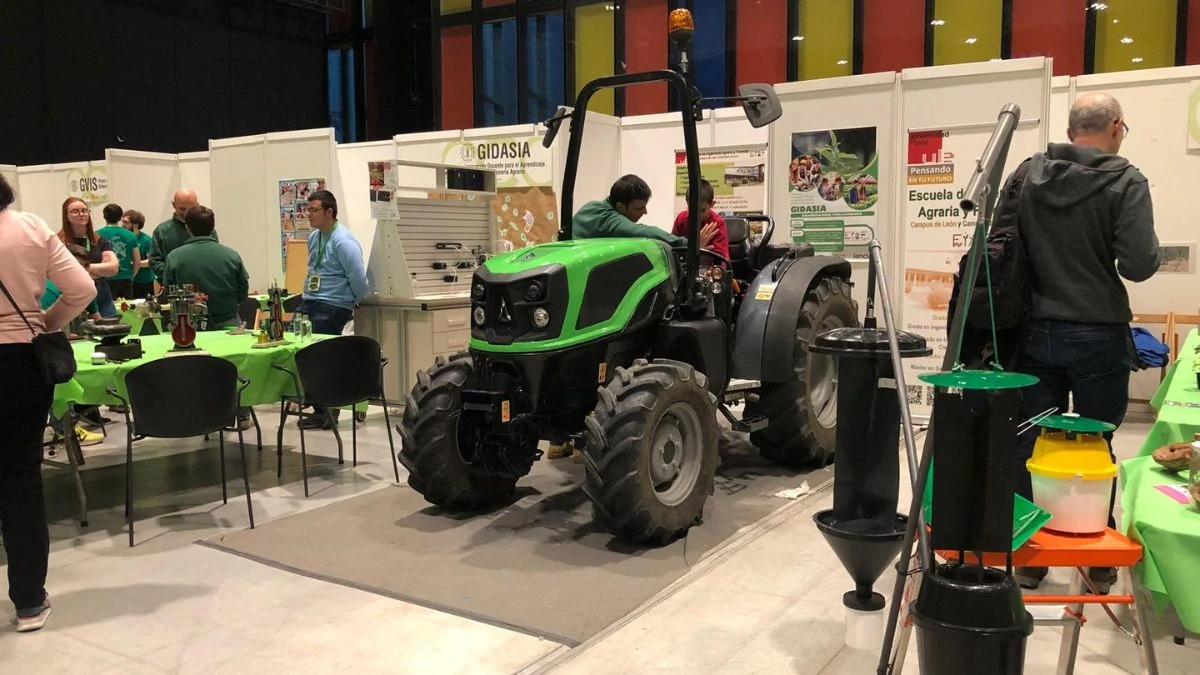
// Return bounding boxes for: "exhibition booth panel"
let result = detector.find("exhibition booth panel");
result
[0,165,17,210]
[7,57,1200,412]
[895,57,1052,417]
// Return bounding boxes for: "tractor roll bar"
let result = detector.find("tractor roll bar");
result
[559,69,704,288]
[960,103,1021,214]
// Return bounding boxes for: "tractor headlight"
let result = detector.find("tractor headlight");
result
[472,283,486,301]
[531,307,550,329]
[473,306,487,326]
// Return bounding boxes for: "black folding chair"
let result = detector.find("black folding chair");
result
[107,355,256,547]
[273,335,399,497]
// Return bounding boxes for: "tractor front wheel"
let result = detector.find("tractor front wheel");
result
[397,353,519,511]
[583,359,719,546]
[745,275,858,467]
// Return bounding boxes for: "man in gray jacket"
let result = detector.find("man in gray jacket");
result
[1014,93,1160,593]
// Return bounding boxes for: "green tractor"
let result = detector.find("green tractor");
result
[398,62,859,548]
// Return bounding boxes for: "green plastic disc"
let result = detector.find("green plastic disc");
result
[917,369,1040,390]
[1035,413,1116,434]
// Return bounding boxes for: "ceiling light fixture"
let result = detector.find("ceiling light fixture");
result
[793,36,805,41]
[930,19,945,26]
[837,59,849,65]
[1120,37,1133,44]
[1132,57,1144,63]
[965,37,978,45]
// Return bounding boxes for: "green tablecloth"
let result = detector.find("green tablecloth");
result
[1139,329,1200,456]
[52,332,345,418]
[1120,455,1200,632]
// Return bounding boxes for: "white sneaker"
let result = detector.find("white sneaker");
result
[15,595,51,633]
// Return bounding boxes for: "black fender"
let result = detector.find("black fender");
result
[731,255,852,382]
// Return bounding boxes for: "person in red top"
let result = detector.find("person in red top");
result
[671,179,729,261]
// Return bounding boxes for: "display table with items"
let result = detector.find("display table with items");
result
[1139,329,1200,457]
[1120,454,1200,634]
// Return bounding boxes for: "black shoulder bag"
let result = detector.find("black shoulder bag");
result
[0,277,78,385]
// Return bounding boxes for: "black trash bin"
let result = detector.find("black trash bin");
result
[910,563,1034,674]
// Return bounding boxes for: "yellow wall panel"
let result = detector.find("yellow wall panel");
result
[1094,1,1176,73]
[795,0,854,81]
[931,0,1002,66]
[441,0,470,15]
[575,4,616,116]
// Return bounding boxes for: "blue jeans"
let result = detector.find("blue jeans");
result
[299,299,353,336]
[1015,320,1133,527]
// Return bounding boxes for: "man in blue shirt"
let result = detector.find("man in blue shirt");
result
[299,189,368,429]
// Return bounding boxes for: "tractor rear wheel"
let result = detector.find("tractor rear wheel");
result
[745,275,858,467]
[582,359,719,546]
[397,353,519,511]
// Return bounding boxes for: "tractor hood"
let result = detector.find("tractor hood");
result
[470,238,676,352]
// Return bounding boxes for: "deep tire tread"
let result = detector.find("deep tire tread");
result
[583,358,719,546]
[398,353,519,511]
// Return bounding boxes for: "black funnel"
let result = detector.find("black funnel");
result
[814,510,908,611]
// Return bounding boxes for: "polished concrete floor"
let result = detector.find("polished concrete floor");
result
[1,408,1195,673]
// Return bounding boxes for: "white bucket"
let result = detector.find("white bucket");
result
[844,605,886,651]
[1030,472,1112,534]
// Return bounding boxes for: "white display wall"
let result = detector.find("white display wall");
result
[209,129,336,292]
[897,57,1052,416]
[106,149,178,229]
[335,139,397,263]
[1073,65,1200,401]
[768,71,900,316]
[620,109,767,231]
[178,151,211,202]
[16,161,108,227]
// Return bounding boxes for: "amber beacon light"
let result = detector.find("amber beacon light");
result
[668,8,694,40]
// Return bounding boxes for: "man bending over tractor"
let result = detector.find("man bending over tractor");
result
[572,174,719,250]
[547,174,720,462]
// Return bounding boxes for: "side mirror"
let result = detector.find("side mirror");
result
[542,106,573,148]
[738,83,782,129]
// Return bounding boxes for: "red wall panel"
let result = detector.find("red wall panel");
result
[735,0,787,87]
[1189,0,1200,65]
[440,25,474,130]
[624,0,669,115]
[1011,0,1086,76]
[862,0,924,73]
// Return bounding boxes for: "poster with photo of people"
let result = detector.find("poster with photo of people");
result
[787,127,879,261]
[279,177,326,273]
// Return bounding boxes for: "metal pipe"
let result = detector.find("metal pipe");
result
[869,239,930,675]
[960,104,1021,214]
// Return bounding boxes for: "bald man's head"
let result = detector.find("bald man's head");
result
[172,189,199,222]
[1067,93,1127,153]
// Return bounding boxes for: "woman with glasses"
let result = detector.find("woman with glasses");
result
[0,175,96,632]
[60,198,119,317]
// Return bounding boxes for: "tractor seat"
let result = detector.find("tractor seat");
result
[725,217,754,284]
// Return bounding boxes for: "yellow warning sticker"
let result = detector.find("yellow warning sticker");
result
[501,400,511,423]
[755,283,777,301]
[598,362,608,383]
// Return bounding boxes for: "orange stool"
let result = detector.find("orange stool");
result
[891,528,1159,675]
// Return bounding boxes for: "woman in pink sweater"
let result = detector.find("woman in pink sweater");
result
[0,175,95,632]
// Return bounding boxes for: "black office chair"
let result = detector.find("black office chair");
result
[107,355,256,547]
[273,335,400,497]
[237,297,260,329]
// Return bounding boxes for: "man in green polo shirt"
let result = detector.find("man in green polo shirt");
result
[150,189,218,279]
[163,205,252,428]
[162,205,248,330]
[97,203,141,301]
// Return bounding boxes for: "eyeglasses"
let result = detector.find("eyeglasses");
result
[1119,120,1130,136]
[306,205,327,214]
[67,209,89,215]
